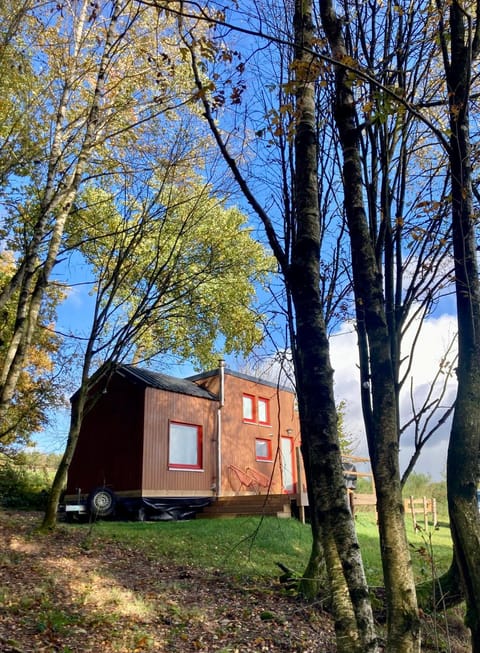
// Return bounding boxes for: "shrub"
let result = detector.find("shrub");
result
[0,461,52,509]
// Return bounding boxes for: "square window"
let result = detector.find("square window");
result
[243,394,255,422]
[258,397,270,425]
[169,421,203,470]
[255,438,272,461]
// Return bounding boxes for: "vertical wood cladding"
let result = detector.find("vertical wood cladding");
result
[66,373,144,495]
[142,387,217,494]
[67,366,301,500]
[219,372,300,495]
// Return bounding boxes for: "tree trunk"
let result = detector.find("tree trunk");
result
[298,510,328,601]
[319,2,420,651]
[442,3,480,649]
[183,6,378,649]
[416,552,463,611]
[41,320,114,529]
[41,390,87,530]
[290,2,378,651]
[0,0,120,429]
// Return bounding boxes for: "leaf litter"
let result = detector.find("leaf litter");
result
[0,511,335,652]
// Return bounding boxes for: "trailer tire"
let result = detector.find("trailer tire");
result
[88,487,116,518]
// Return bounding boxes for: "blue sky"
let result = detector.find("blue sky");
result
[25,0,459,485]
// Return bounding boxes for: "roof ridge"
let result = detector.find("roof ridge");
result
[118,364,217,400]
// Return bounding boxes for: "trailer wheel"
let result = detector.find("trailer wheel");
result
[88,487,116,518]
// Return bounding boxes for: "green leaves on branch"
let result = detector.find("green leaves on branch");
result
[69,179,273,369]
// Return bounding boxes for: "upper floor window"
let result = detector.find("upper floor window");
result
[168,421,203,470]
[243,393,271,425]
[242,394,255,422]
[258,397,270,425]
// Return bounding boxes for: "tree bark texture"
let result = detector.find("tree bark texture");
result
[319,2,421,651]
[42,390,86,530]
[298,510,328,601]
[291,2,378,651]
[442,3,480,650]
[184,6,377,650]
[41,334,101,530]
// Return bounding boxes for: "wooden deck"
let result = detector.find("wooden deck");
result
[198,494,292,519]
[198,488,378,521]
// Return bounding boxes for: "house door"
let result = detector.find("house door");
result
[280,436,295,493]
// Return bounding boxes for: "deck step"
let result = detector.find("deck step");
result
[198,494,291,519]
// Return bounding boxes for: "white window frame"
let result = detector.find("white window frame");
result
[242,393,255,422]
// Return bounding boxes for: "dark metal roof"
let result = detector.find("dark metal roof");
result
[187,367,295,394]
[118,365,218,400]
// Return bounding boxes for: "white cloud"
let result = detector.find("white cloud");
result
[330,313,457,481]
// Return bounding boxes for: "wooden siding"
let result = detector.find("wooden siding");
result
[199,494,292,518]
[219,373,300,496]
[66,374,144,496]
[141,387,217,496]
[193,372,220,396]
[67,366,302,503]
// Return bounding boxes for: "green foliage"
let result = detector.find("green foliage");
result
[0,252,65,444]
[0,1,45,186]
[402,473,447,511]
[0,0,221,447]
[355,477,374,493]
[403,472,435,496]
[0,452,58,509]
[69,180,273,369]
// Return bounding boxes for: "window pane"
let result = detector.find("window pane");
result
[255,438,271,460]
[243,394,254,420]
[258,398,269,424]
[169,422,200,467]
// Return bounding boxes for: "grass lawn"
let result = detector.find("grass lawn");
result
[354,511,453,586]
[87,510,454,588]
[0,510,465,653]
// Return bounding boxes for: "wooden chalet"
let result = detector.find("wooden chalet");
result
[65,363,301,519]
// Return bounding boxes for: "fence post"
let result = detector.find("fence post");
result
[409,495,416,529]
[432,497,438,528]
[423,496,429,530]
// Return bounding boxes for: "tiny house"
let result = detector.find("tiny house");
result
[63,363,301,520]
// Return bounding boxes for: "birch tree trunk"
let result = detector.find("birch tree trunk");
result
[42,319,107,530]
[319,2,420,651]
[0,0,121,430]
[42,374,90,530]
[283,2,379,650]
[184,3,378,649]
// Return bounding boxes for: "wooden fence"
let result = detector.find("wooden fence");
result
[351,494,438,529]
[404,496,438,530]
